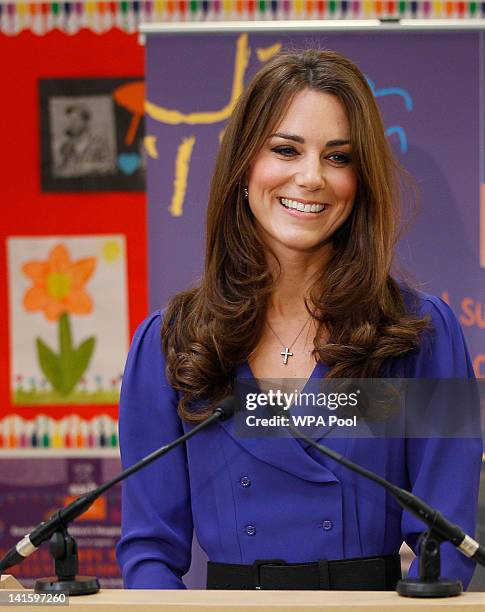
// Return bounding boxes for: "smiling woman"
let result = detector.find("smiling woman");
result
[162,48,428,388]
[116,49,482,592]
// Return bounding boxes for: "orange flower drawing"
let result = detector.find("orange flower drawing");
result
[22,244,97,321]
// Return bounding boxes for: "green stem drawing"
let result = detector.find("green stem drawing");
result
[36,313,96,396]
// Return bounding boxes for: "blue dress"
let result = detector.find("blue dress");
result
[116,291,482,589]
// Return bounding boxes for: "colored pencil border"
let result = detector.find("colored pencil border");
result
[1,1,485,35]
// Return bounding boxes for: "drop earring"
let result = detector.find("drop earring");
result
[243,187,249,199]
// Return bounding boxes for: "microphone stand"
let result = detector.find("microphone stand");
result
[0,401,233,596]
[35,514,99,596]
[402,530,459,597]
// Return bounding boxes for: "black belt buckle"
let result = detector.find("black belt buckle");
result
[252,559,286,589]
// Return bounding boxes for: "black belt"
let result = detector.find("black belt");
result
[207,554,401,590]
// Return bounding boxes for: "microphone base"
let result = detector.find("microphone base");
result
[34,575,100,596]
[397,577,462,598]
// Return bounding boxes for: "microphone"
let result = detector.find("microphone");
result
[265,401,485,569]
[0,396,236,573]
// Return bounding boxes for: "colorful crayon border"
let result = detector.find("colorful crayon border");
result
[0,413,119,452]
[1,1,485,35]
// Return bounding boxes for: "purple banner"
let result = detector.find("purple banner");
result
[0,457,122,588]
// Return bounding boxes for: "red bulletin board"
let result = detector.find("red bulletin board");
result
[0,29,147,423]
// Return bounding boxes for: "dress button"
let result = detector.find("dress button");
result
[322,520,333,531]
[240,476,251,487]
[245,524,256,536]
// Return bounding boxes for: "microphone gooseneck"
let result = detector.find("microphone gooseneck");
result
[280,412,485,568]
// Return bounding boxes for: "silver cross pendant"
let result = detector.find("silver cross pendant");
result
[280,347,293,365]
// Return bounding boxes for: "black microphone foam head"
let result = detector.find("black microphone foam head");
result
[213,396,237,420]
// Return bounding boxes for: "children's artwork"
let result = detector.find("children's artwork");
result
[40,78,145,192]
[7,236,129,406]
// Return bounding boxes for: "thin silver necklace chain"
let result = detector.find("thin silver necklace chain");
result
[266,314,312,365]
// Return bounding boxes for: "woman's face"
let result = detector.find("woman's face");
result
[247,89,357,258]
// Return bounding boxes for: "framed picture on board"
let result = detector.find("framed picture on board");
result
[39,77,145,192]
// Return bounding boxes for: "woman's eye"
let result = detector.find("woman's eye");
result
[271,146,298,157]
[328,152,351,165]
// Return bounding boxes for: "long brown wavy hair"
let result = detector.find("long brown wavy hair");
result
[162,48,430,423]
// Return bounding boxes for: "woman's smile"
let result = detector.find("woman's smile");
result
[278,196,329,215]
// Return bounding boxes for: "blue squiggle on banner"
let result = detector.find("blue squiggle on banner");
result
[366,77,413,153]
[386,126,408,153]
[366,77,413,110]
